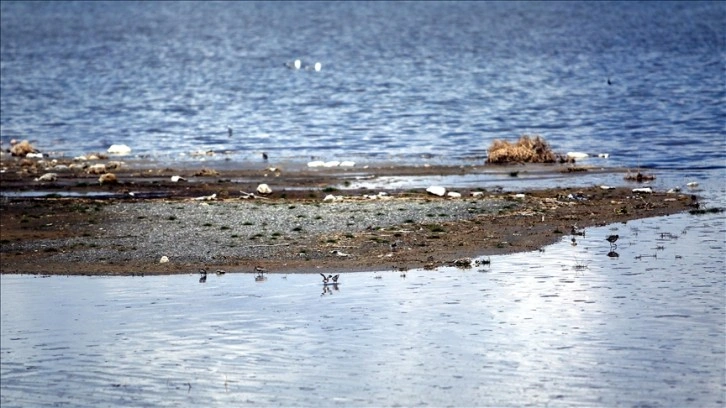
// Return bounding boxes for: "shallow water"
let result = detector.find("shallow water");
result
[2,204,724,407]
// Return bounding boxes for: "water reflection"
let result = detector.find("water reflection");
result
[2,210,724,407]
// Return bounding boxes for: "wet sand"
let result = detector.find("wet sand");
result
[0,155,695,275]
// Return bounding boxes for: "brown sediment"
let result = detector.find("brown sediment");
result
[0,156,693,276]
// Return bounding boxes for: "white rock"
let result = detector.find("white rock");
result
[314,62,322,72]
[26,152,44,159]
[471,191,485,197]
[600,185,615,190]
[426,186,446,197]
[323,194,342,202]
[686,182,699,188]
[256,183,272,195]
[447,191,462,199]
[667,187,681,194]
[35,173,57,182]
[632,187,653,194]
[159,256,169,264]
[567,152,589,159]
[107,144,132,155]
[339,161,356,167]
[323,161,341,167]
[514,193,526,199]
[330,250,350,257]
[170,175,187,182]
[307,161,325,167]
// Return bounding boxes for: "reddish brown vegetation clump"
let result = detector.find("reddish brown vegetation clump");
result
[486,134,558,164]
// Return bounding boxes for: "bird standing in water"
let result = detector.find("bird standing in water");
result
[606,234,619,249]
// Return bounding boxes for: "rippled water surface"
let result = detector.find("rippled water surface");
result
[1,1,724,169]
[2,205,724,407]
[2,2,725,406]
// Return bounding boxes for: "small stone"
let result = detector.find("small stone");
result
[35,173,57,182]
[87,163,107,174]
[447,191,462,199]
[632,187,653,194]
[426,186,446,197]
[159,256,169,264]
[256,183,272,195]
[99,173,118,185]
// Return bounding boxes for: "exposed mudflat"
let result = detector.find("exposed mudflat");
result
[0,156,695,275]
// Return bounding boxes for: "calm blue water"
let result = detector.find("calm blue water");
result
[1,1,724,169]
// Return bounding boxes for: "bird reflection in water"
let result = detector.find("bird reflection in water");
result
[320,273,340,296]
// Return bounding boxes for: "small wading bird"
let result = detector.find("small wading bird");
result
[199,268,207,283]
[255,266,267,282]
[606,234,619,249]
[320,273,339,284]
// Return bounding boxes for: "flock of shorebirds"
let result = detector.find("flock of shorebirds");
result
[197,266,341,285]
[195,233,622,283]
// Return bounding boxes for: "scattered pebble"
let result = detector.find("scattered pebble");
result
[35,173,57,182]
[256,183,272,195]
[99,173,118,185]
[323,194,343,202]
[87,163,107,175]
[426,186,446,197]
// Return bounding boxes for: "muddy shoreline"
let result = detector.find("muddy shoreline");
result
[0,156,695,275]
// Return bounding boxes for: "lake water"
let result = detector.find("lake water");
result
[1,2,725,407]
[1,1,724,171]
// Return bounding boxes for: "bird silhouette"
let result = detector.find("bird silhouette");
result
[606,234,619,249]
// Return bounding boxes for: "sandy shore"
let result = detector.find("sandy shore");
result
[0,155,696,275]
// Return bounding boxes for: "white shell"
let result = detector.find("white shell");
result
[256,183,272,195]
[107,144,132,155]
[426,186,446,197]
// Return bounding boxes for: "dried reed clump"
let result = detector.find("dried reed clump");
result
[486,134,557,164]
